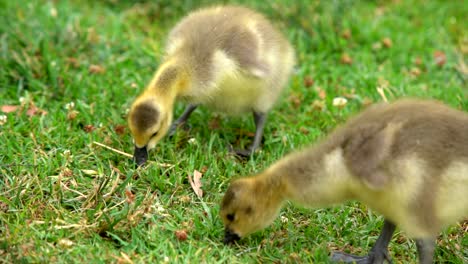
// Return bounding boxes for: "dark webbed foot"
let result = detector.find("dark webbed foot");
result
[331,220,396,264]
[230,146,254,158]
[229,111,267,158]
[330,250,392,263]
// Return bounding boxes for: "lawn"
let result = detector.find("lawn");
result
[0,0,466,263]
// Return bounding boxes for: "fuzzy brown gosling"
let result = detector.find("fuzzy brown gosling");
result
[128,5,295,165]
[220,99,468,264]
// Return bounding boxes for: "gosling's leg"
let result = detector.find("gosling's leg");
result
[330,219,396,264]
[168,104,198,136]
[416,239,435,264]
[233,111,267,157]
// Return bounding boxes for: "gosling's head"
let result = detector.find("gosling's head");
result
[220,177,284,244]
[128,96,172,165]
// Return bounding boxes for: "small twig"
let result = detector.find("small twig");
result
[376,86,388,102]
[92,141,133,158]
[92,141,174,168]
[235,247,255,257]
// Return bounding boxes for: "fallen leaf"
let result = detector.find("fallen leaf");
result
[188,170,203,198]
[89,64,105,74]
[332,97,348,108]
[299,127,309,135]
[116,252,134,264]
[125,189,135,204]
[179,195,191,203]
[414,57,423,66]
[1,105,19,113]
[303,76,314,87]
[83,124,95,133]
[289,94,301,108]
[114,125,126,135]
[67,57,80,68]
[50,7,58,18]
[340,53,353,65]
[316,86,326,99]
[382,37,392,48]
[175,230,188,241]
[67,110,79,120]
[341,29,351,39]
[311,100,325,111]
[82,169,98,176]
[410,67,422,77]
[208,117,220,130]
[433,51,446,67]
[58,239,74,248]
[0,115,7,126]
[26,104,47,117]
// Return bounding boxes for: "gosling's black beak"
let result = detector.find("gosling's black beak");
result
[133,145,148,167]
[223,228,240,244]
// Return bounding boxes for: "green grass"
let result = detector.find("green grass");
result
[0,0,467,263]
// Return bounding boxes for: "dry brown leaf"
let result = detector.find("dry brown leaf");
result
[382,37,392,48]
[414,57,423,66]
[433,51,446,67]
[410,67,422,77]
[341,29,351,39]
[58,238,74,248]
[188,170,203,198]
[83,124,95,133]
[299,127,309,135]
[114,125,126,135]
[67,110,79,120]
[175,230,188,241]
[311,100,326,111]
[208,117,221,130]
[316,86,326,99]
[1,105,19,113]
[26,104,47,117]
[340,53,353,65]
[67,57,80,68]
[303,76,314,88]
[89,64,105,74]
[289,94,301,108]
[125,189,135,204]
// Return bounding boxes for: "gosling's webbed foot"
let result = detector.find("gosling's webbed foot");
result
[228,144,254,158]
[330,250,392,264]
[233,148,253,158]
[330,252,370,263]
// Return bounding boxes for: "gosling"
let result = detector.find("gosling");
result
[220,99,468,264]
[128,5,295,165]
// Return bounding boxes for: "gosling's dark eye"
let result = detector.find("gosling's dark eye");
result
[226,213,235,221]
[151,131,158,138]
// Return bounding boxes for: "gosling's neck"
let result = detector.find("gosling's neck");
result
[263,146,356,208]
[144,59,191,105]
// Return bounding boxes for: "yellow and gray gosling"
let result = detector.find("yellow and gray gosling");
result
[220,99,468,264]
[127,5,295,165]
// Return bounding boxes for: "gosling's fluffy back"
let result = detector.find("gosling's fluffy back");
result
[274,99,468,237]
[164,5,295,113]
